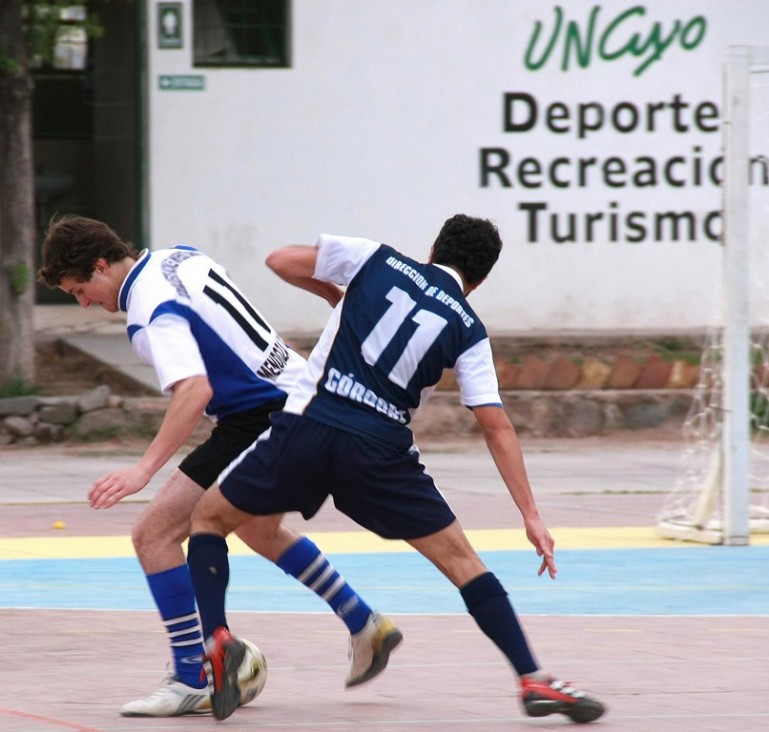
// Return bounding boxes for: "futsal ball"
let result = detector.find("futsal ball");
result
[237,638,268,705]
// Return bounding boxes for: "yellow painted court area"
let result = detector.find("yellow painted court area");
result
[3,525,764,560]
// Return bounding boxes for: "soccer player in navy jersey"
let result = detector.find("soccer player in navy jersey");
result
[38,215,400,717]
[187,214,606,723]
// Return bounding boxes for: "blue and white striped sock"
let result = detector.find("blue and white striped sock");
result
[146,564,206,688]
[277,536,372,634]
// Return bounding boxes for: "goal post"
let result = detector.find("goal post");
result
[722,45,752,545]
[657,46,769,545]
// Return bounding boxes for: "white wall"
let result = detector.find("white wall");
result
[146,1,769,335]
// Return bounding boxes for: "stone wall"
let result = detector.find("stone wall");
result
[411,389,691,440]
[0,387,166,447]
[0,383,692,447]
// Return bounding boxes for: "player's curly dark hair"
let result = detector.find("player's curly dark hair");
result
[431,214,502,285]
[38,214,139,287]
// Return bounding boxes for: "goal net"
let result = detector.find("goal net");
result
[656,47,769,545]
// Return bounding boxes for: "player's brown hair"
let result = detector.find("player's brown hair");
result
[38,215,140,287]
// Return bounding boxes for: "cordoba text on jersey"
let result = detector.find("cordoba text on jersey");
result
[324,367,408,424]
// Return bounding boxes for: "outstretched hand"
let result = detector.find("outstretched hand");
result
[525,517,557,579]
[88,466,152,509]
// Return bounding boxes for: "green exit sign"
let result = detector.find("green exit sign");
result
[159,75,205,91]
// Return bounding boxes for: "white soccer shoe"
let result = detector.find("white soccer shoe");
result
[120,675,210,717]
[345,612,403,687]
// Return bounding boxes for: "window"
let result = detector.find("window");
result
[26,4,90,71]
[30,4,94,138]
[193,0,290,67]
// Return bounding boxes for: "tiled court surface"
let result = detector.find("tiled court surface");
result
[3,609,769,732]
[2,437,769,731]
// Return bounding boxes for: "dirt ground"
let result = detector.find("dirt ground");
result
[35,338,156,398]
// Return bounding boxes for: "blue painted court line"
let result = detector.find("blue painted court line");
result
[2,546,768,616]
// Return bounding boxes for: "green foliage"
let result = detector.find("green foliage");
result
[652,336,701,364]
[655,336,687,352]
[71,424,122,443]
[750,391,769,432]
[0,57,21,75]
[0,378,39,398]
[6,261,31,295]
[136,414,161,439]
[751,349,766,368]
[1,3,103,80]
[70,413,160,443]
[20,2,103,68]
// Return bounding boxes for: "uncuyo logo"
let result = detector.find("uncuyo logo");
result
[524,4,707,76]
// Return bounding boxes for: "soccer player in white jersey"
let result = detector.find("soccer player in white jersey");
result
[38,215,402,717]
[186,214,606,723]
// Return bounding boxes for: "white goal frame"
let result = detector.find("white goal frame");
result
[657,46,769,545]
[721,46,753,545]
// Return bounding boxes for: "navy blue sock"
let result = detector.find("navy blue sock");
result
[277,536,372,634]
[187,533,230,640]
[146,565,206,688]
[460,571,539,676]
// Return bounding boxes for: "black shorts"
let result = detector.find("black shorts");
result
[178,400,285,489]
[219,411,456,540]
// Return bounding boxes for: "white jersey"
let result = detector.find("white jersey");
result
[118,246,305,419]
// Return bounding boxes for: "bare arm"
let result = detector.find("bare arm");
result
[473,404,557,578]
[265,245,344,307]
[88,375,213,508]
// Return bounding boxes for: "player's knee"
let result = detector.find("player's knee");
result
[427,548,487,588]
[130,518,157,560]
[131,515,187,560]
[234,520,285,561]
[190,485,241,536]
[189,502,225,537]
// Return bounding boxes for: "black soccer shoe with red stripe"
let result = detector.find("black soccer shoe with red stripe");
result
[521,676,606,724]
[203,627,247,721]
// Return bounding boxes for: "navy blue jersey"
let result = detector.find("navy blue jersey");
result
[285,235,502,445]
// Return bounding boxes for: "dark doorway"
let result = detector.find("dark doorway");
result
[34,1,142,303]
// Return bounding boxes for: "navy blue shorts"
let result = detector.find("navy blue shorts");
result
[219,412,456,540]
